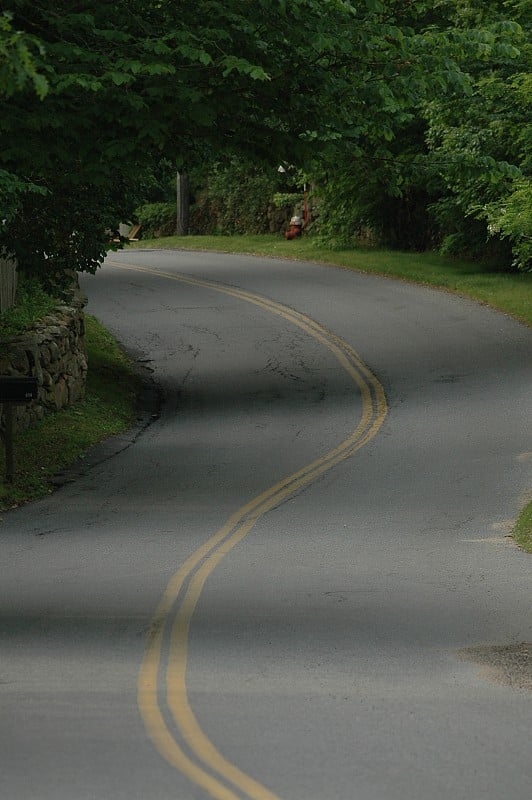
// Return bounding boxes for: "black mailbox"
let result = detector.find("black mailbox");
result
[0,376,39,403]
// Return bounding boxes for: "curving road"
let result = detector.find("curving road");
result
[1,249,531,800]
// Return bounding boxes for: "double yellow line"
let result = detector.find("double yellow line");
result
[108,260,387,800]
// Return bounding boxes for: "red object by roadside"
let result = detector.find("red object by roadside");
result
[284,215,303,239]
[284,224,302,240]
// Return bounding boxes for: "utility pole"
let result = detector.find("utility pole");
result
[176,170,189,236]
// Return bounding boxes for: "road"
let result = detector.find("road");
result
[1,249,531,800]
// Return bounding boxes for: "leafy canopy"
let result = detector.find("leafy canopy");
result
[2,0,528,282]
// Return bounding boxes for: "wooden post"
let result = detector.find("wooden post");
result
[176,170,190,236]
[0,377,38,483]
[0,255,18,314]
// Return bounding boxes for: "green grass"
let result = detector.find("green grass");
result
[0,315,143,509]
[130,234,532,326]
[513,500,532,553]
[0,276,57,339]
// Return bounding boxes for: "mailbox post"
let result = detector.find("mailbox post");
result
[0,377,39,483]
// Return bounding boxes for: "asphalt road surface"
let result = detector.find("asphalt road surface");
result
[1,249,531,800]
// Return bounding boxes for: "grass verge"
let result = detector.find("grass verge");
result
[130,234,532,326]
[0,315,143,510]
[513,500,532,553]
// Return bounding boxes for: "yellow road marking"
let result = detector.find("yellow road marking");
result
[137,623,241,800]
[108,260,387,799]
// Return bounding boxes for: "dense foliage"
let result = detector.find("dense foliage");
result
[305,0,530,267]
[1,1,530,283]
[423,0,531,268]
[188,160,302,235]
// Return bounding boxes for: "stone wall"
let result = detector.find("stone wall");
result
[0,297,87,433]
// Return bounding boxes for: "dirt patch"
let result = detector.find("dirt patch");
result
[457,642,531,691]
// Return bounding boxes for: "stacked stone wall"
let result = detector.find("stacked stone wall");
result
[0,299,87,433]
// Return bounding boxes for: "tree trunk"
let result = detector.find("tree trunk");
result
[0,255,17,315]
[176,170,190,236]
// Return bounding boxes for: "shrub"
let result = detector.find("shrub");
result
[189,160,300,235]
[134,202,177,238]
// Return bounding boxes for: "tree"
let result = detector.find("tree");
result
[304,0,529,264]
[0,10,47,98]
[423,0,530,268]
[3,0,526,283]
[0,10,49,227]
[0,0,366,284]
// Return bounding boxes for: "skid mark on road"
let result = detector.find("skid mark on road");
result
[108,260,387,799]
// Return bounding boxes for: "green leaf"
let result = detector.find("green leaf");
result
[110,72,132,86]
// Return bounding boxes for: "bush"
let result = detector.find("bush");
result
[134,202,177,238]
[189,160,300,235]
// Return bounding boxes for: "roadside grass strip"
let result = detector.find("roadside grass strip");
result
[513,500,532,553]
